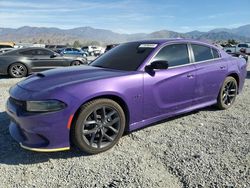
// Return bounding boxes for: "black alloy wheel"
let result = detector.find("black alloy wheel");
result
[72,99,126,154]
[217,76,238,109]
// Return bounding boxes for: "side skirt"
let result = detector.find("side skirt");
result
[129,100,217,131]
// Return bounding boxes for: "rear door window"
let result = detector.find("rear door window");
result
[34,49,53,56]
[65,48,72,52]
[191,44,213,62]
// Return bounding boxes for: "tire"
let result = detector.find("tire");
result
[217,76,238,110]
[226,50,232,53]
[70,61,81,66]
[8,63,28,78]
[72,99,126,154]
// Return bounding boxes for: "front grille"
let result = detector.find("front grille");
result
[9,97,26,110]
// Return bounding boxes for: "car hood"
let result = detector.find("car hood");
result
[17,65,130,92]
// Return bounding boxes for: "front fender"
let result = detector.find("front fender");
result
[61,74,144,126]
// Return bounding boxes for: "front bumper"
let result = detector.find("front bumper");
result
[9,122,70,152]
[6,97,72,152]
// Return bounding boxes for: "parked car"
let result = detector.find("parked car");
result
[0,47,87,78]
[223,43,250,54]
[82,46,103,56]
[45,44,67,53]
[60,48,88,57]
[105,44,119,53]
[7,39,247,154]
[228,52,248,62]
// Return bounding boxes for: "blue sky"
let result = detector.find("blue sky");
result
[0,0,249,33]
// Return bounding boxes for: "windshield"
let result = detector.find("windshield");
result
[90,42,157,71]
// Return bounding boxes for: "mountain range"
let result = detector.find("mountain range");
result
[0,24,250,45]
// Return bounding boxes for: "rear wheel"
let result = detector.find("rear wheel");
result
[217,76,238,110]
[8,63,27,78]
[72,99,126,154]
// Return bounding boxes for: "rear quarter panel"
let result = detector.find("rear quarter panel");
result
[227,57,247,93]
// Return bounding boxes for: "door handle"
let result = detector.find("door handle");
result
[187,74,194,78]
[220,66,226,69]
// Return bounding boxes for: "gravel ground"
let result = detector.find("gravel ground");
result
[0,64,249,188]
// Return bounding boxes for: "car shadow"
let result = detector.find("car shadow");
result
[0,105,219,165]
[0,111,88,165]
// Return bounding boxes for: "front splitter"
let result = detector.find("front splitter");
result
[20,143,70,152]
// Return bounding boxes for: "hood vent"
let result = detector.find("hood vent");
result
[36,73,45,78]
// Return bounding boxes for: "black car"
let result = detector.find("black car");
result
[0,47,87,78]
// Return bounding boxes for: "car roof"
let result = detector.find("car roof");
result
[2,47,52,55]
[5,47,50,52]
[18,47,50,50]
[129,38,220,49]
[134,38,209,44]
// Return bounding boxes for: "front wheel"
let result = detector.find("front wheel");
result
[217,76,238,110]
[72,99,126,154]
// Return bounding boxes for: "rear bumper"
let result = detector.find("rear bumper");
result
[238,62,248,93]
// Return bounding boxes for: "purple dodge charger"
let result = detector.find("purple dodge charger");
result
[6,39,247,154]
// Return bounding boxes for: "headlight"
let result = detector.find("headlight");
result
[26,100,66,112]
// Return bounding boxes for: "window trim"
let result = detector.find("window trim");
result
[189,43,222,64]
[191,43,214,63]
[211,48,221,59]
[143,42,223,71]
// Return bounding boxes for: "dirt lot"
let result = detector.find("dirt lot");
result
[0,64,249,188]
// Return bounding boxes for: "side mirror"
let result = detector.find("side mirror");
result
[147,60,169,70]
[50,54,57,58]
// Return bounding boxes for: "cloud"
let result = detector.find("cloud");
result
[0,0,132,12]
[203,11,249,20]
